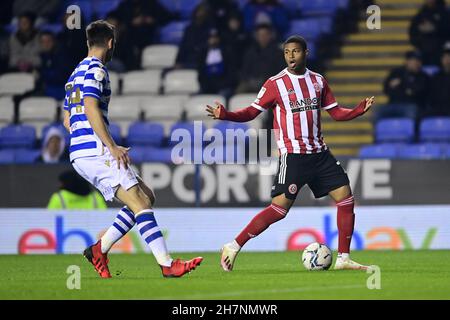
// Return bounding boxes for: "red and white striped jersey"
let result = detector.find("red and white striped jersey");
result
[251,68,337,154]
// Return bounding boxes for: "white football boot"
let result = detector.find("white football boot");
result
[220,241,241,272]
[334,255,371,271]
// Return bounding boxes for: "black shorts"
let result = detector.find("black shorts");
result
[271,150,350,200]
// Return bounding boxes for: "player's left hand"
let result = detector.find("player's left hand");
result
[364,96,375,112]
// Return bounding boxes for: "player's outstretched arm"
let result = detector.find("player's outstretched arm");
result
[84,97,131,169]
[63,110,71,133]
[327,96,375,121]
[205,100,261,122]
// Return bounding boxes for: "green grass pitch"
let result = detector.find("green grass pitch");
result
[1,250,450,299]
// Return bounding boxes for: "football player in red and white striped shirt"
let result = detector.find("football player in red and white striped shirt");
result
[207,35,375,271]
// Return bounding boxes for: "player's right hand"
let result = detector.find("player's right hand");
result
[206,101,225,119]
[109,145,131,170]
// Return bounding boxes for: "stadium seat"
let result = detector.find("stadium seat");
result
[398,143,442,160]
[19,97,58,138]
[127,121,165,147]
[158,21,189,44]
[0,73,35,96]
[14,149,40,164]
[109,122,122,144]
[108,71,120,95]
[0,97,14,125]
[122,70,162,95]
[0,124,36,149]
[419,117,450,142]
[128,146,146,164]
[141,95,187,121]
[169,121,206,146]
[163,69,200,94]
[375,118,415,143]
[0,150,14,164]
[359,144,398,159]
[444,144,450,159]
[285,18,332,40]
[185,95,225,120]
[141,45,178,69]
[228,93,264,130]
[107,96,142,136]
[298,0,339,16]
[143,146,174,163]
[19,97,57,122]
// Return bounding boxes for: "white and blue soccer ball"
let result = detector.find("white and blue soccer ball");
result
[302,242,333,271]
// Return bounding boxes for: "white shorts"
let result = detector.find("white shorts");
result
[72,149,139,201]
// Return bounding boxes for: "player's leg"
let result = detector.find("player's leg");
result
[328,185,369,270]
[221,154,302,271]
[115,184,202,277]
[98,176,155,254]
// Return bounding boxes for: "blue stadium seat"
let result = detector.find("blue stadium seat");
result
[419,117,450,142]
[128,146,146,164]
[398,143,442,160]
[14,149,40,164]
[169,121,206,146]
[285,17,332,40]
[375,118,415,143]
[143,147,174,163]
[109,122,122,144]
[0,124,36,149]
[92,0,121,19]
[127,121,165,147]
[359,144,398,159]
[298,0,339,16]
[0,150,14,164]
[158,21,189,44]
[444,144,450,159]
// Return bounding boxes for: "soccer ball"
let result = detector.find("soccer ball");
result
[302,242,333,271]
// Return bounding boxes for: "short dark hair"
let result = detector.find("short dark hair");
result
[86,20,115,48]
[283,35,307,51]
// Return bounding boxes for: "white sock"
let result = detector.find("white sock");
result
[101,206,136,253]
[229,240,241,251]
[338,253,350,260]
[135,209,172,267]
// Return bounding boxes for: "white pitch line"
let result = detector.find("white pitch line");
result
[156,284,366,300]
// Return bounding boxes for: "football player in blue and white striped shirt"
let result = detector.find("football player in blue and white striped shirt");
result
[63,20,202,278]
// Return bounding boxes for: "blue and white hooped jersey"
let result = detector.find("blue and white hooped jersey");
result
[63,56,111,161]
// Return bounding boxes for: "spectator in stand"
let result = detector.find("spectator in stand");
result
[36,127,69,164]
[57,13,86,69]
[38,31,69,100]
[175,3,215,69]
[12,0,61,26]
[235,23,284,93]
[242,0,289,39]
[409,0,450,65]
[379,51,430,120]
[222,12,249,72]
[47,170,107,210]
[205,0,241,34]
[8,12,41,72]
[105,12,136,71]
[198,28,236,98]
[114,0,173,52]
[427,46,450,117]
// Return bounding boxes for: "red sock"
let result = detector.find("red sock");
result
[336,195,355,254]
[235,203,287,247]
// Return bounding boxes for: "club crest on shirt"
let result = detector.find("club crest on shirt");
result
[94,69,105,81]
[287,88,295,95]
[288,184,297,194]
